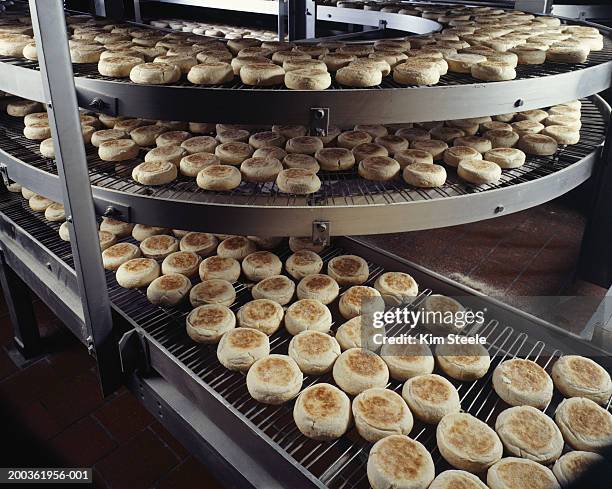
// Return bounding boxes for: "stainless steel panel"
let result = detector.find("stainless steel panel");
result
[316,5,442,34]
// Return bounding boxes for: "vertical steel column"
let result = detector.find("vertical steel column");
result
[288,0,307,41]
[579,111,612,288]
[305,0,316,39]
[0,250,41,359]
[29,0,121,395]
[133,0,142,23]
[278,0,287,42]
[93,0,125,19]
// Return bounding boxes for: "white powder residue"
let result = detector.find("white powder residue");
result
[447,272,506,297]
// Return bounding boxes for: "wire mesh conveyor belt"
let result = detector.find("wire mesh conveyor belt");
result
[1,34,611,91]
[0,98,606,212]
[0,191,610,488]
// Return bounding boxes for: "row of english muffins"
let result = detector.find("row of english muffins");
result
[148,18,279,42]
[0,6,603,90]
[12,182,612,488]
[5,96,583,194]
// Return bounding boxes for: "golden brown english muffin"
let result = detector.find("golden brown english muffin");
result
[437,412,504,473]
[495,405,564,464]
[217,327,270,371]
[492,358,553,409]
[236,298,284,335]
[186,304,236,343]
[246,354,303,404]
[554,397,612,452]
[367,435,435,489]
[402,373,461,424]
[551,355,612,405]
[352,387,413,442]
[552,451,605,487]
[293,383,351,440]
[332,348,389,396]
[288,330,341,375]
[429,470,488,489]
[327,254,369,286]
[487,458,560,489]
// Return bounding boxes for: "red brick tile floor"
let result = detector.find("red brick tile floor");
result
[0,195,607,489]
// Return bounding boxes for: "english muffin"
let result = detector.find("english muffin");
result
[179,232,218,257]
[288,330,341,374]
[339,286,384,320]
[554,397,612,452]
[217,236,257,261]
[402,374,461,424]
[140,234,179,261]
[367,435,435,489]
[241,251,282,282]
[285,299,332,335]
[487,458,560,489]
[335,315,383,352]
[237,298,284,335]
[189,279,236,307]
[438,412,503,473]
[374,271,418,306]
[251,275,295,305]
[381,342,435,381]
[246,354,303,404]
[495,405,563,464]
[146,273,192,306]
[429,470,488,489]
[116,258,160,288]
[161,251,200,277]
[293,383,351,440]
[186,304,236,344]
[217,327,270,371]
[102,242,142,271]
[552,451,605,487]
[285,250,323,280]
[296,274,340,305]
[492,358,553,409]
[353,388,413,442]
[435,342,491,381]
[199,255,241,282]
[551,355,612,405]
[333,348,389,396]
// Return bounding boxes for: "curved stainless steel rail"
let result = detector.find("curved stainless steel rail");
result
[0,95,608,237]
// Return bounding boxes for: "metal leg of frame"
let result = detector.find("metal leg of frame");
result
[131,0,142,23]
[278,0,286,42]
[0,249,41,360]
[93,0,125,19]
[305,0,316,39]
[288,0,306,41]
[29,0,122,396]
[578,111,612,288]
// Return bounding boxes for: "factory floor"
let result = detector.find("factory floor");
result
[0,195,606,489]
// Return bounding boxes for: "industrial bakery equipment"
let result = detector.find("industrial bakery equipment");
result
[0,1,610,487]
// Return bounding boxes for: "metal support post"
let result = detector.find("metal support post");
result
[578,111,612,288]
[288,0,307,41]
[305,0,316,39]
[29,0,122,395]
[0,250,41,360]
[133,0,142,23]
[514,0,552,15]
[278,0,287,41]
[93,0,125,19]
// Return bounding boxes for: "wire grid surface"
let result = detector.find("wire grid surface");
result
[0,98,607,209]
[0,30,611,90]
[1,192,610,488]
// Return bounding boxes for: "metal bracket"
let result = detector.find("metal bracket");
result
[0,163,10,187]
[378,19,387,29]
[93,197,131,222]
[312,220,330,246]
[118,329,151,375]
[309,108,330,137]
[75,87,119,116]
